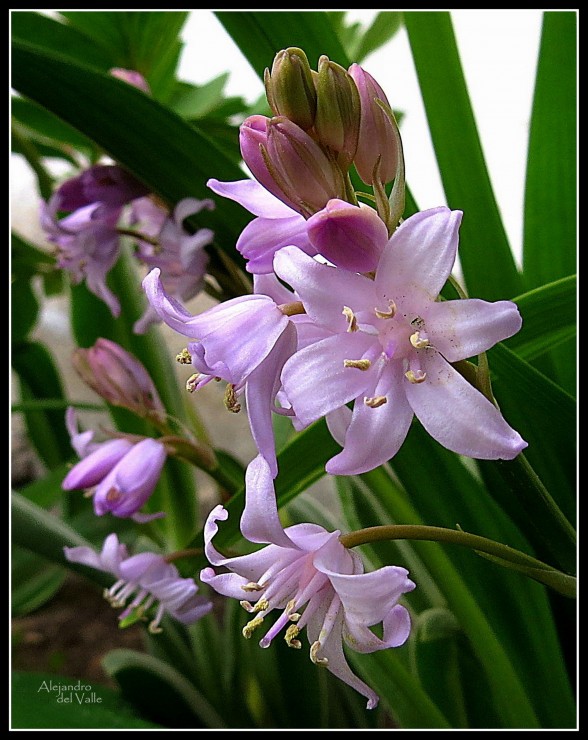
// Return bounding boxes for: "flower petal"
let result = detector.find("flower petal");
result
[375,207,462,312]
[343,604,412,653]
[62,438,134,490]
[406,350,527,459]
[326,364,413,475]
[425,298,523,362]
[207,177,295,218]
[237,214,315,274]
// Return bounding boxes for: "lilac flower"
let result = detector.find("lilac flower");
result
[142,268,297,476]
[201,455,415,709]
[276,207,527,474]
[109,68,151,94]
[64,533,212,633]
[130,197,215,334]
[63,409,166,522]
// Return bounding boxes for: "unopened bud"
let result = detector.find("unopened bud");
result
[72,338,165,421]
[264,116,346,218]
[348,64,399,185]
[109,68,151,95]
[314,56,361,170]
[264,47,317,131]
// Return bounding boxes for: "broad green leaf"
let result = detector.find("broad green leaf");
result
[10,275,39,342]
[351,12,404,62]
[11,671,161,729]
[12,97,94,154]
[14,463,69,509]
[11,42,251,256]
[11,546,65,617]
[216,11,350,74]
[102,649,226,728]
[404,12,523,301]
[169,74,231,119]
[11,341,72,470]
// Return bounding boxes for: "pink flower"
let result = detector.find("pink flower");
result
[201,455,415,709]
[64,533,212,633]
[276,207,527,474]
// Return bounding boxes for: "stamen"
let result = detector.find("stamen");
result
[242,615,264,639]
[241,581,264,592]
[284,624,302,649]
[410,331,430,349]
[405,369,427,384]
[278,300,306,317]
[186,374,201,393]
[342,306,358,332]
[343,359,372,371]
[148,621,163,634]
[176,348,192,365]
[105,487,120,503]
[411,316,425,329]
[285,599,297,615]
[310,641,329,666]
[289,613,301,623]
[364,395,387,408]
[240,598,269,614]
[224,384,241,413]
[375,300,397,319]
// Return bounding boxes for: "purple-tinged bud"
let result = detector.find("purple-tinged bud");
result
[264,117,347,218]
[56,165,149,213]
[314,56,361,170]
[348,64,399,185]
[62,437,134,491]
[72,338,165,422]
[239,115,301,213]
[264,47,317,131]
[93,438,167,521]
[109,68,151,95]
[306,199,389,273]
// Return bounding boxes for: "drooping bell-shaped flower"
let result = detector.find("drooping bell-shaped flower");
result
[201,455,415,709]
[276,207,527,474]
[64,533,212,633]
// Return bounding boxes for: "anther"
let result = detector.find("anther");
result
[176,348,192,364]
[240,598,269,614]
[405,369,427,384]
[343,359,372,371]
[410,331,430,349]
[148,621,163,635]
[285,624,302,649]
[224,384,241,413]
[310,641,329,666]
[186,374,201,393]
[364,395,387,408]
[375,300,397,319]
[241,582,264,592]
[242,615,264,639]
[278,300,306,317]
[105,487,120,503]
[342,306,358,332]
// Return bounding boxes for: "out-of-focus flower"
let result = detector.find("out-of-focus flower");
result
[109,67,151,94]
[142,268,297,477]
[64,533,212,633]
[130,197,215,334]
[63,408,166,522]
[72,338,165,422]
[277,207,527,474]
[201,455,415,709]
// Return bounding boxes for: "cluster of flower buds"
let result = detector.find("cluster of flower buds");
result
[239,47,403,228]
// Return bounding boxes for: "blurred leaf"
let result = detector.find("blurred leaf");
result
[11,341,72,470]
[12,96,94,154]
[11,41,251,256]
[15,462,69,508]
[102,649,226,728]
[11,671,161,729]
[350,12,404,62]
[404,11,523,301]
[10,275,39,342]
[414,607,460,643]
[170,74,230,119]
[11,546,66,617]
[216,11,350,74]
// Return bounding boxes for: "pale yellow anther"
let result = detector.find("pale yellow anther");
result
[285,624,302,649]
[240,598,269,614]
[310,641,329,666]
[364,395,388,408]
[343,359,372,371]
[342,306,358,332]
[375,300,397,319]
[289,612,301,623]
[410,331,430,349]
[186,374,201,393]
[242,615,264,639]
[285,599,297,615]
[405,369,427,384]
[224,383,241,413]
[241,581,264,592]
[176,348,192,365]
[148,621,163,635]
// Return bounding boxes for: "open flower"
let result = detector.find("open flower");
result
[276,207,527,474]
[64,533,212,633]
[201,455,415,709]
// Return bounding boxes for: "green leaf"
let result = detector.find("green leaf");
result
[102,649,226,728]
[404,12,523,301]
[351,12,404,62]
[11,546,66,617]
[215,11,350,75]
[169,74,230,119]
[11,341,72,470]
[12,96,94,153]
[11,41,251,254]
[11,671,161,729]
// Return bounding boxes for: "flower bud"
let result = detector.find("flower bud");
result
[264,117,347,218]
[109,68,151,95]
[55,164,149,212]
[72,338,165,422]
[314,56,361,170]
[306,199,389,273]
[264,47,317,131]
[348,64,399,185]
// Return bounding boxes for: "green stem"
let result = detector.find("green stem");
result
[11,400,105,413]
